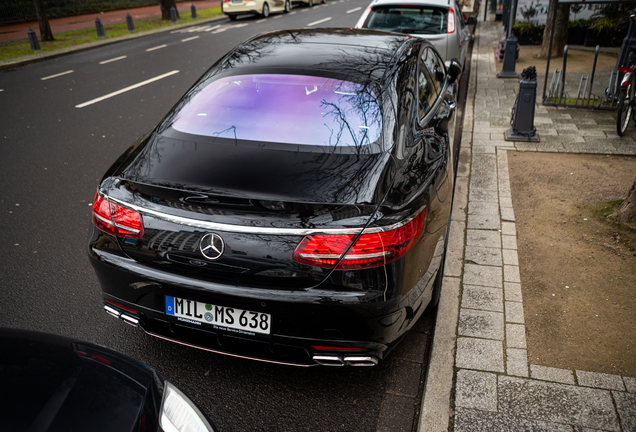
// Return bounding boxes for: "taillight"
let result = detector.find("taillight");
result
[91,192,144,239]
[619,67,634,73]
[448,7,456,33]
[293,207,427,269]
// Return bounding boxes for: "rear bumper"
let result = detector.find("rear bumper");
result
[89,245,435,366]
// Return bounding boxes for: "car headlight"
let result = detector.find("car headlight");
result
[160,381,215,432]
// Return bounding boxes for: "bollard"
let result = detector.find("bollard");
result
[126,13,135,32]
[27,27,41,51]
[497,34,519,78]
[170,6,178,23]
[505,66,540,142]
[95,17,106,38]
[191,4,197,19]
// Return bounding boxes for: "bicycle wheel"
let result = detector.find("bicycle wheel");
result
[617,75,635,136]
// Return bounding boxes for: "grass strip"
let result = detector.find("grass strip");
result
[0,7,223,62]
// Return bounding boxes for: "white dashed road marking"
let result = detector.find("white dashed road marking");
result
[41,70,74,81]
[146,44,167,52]
[347,6,361,13]
[99,55,127,64]
[75,70,180,108]
[181,36,200,42]
[204,24,222,31]
[212,28,227,33]
[307,17,331,26]
[256,18,267,23]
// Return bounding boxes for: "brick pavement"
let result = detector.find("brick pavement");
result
[419,3,636,431]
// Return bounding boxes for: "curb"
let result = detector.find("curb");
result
[0,14,227,71]
[417,17,479,432]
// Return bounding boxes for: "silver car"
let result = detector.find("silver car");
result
[355,0,470,67]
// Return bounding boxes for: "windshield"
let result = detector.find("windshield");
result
[364,6,447,34]
[169,74,382,149]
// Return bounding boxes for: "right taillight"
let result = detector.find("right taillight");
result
[448,7,456,33]
[91,192,144,239]
[293,207,427,269]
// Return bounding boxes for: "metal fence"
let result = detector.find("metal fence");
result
[0,0,161,23]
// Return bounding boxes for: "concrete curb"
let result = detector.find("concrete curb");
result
[417,14,479,432]
[0,14,227,71]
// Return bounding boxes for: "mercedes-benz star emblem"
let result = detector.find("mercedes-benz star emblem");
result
[199,233,225,260]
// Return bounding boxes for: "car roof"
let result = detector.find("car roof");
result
[368,0,453,8]
[214,28,413,87]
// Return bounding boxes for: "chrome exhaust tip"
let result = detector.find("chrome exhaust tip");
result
[313,355,345,366]
[104,305,121,319]
[120,314,140,327]
[344,356,379,367]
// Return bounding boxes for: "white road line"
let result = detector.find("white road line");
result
[99,55,127,65]
[346,6,361,13]
[289,11,296,14]
[300,8,308,12]
[75,70,179,109]
[181,36,200,42]
[256,18,267,23]
[274,14,282,18]
[41,70,74,81]
[231,23,249,28]
[211,28,227,33]
[307,17,331,26]
[146,44,167,52]
[204,24,222,31]
[0,89,4,92]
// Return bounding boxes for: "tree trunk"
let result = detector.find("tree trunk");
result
[32,0,54,41]
[616,177,636,225]
[538,0,569,59]
[160,0,180,20]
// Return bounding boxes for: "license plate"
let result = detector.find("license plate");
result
[165,296,271,335]
[231,0,242,3]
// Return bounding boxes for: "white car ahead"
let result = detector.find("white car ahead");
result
[355,0,471,67]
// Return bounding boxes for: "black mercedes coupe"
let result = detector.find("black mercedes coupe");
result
[88,28,461,367]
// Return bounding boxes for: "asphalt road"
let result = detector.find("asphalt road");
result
[0,2,440,430]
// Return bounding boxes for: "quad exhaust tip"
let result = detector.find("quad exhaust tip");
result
[104,305,139,327]
[313,354,378,367]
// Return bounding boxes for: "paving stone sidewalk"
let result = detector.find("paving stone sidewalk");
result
[418,5,636,432]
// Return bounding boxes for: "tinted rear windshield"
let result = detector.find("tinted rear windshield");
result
[364,6,447,34]
[169,74,382,149]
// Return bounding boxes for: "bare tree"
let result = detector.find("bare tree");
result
[538,0,570,59]
[160,0,180,20]
[617,177,636,226]
[32,0,54,41]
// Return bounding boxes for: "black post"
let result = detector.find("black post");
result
[505,66,539,142]
[126,13,135,32]
[170,6,178,23]
[191,4,197,19]
[541,2,559,103]
[484,0,489,21]
[27,28,41,51]
[490,0,497,13]
[95,17,106,39]
[502,0,510,34]
[498,34,519,78]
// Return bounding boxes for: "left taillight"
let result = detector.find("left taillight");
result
[448,7,456,33]
[91,192,144,239]
[293,207,427,269]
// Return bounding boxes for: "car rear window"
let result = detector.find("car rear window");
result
[169,74,382,149]
[364,6,447,35]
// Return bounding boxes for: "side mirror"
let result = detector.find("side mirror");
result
[448,58,462,84]
[466,16,477,25]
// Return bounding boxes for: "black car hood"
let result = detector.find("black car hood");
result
[0,329,158,432]
[116,131,394,206]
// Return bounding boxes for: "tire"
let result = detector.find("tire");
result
[262,2,269,17]
[284,0,290,12]
[228,14,237,20]
[321,0,326,4]
[308,0,313,7]
[617,77,635,137]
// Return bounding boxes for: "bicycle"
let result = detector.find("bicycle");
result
[616,10,636,136]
